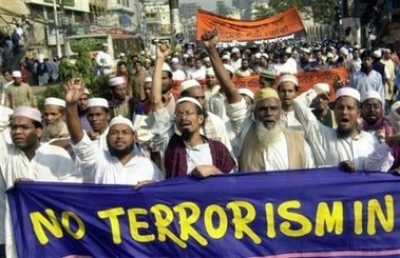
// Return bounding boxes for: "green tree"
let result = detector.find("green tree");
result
[253,0,337,24]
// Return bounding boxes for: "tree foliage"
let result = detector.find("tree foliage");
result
[253,0,337,24]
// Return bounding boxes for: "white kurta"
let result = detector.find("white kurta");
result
[226,98,315,170]
[208,92,229,122]
[188,68,206,80]
[281,110,303,131]
[204,85,220,103]
[71,133,164,185]
[0,132,81,257]
[293,89,379,169]
[364,143,395,172]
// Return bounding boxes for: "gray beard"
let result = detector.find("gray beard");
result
[43,120,65,139]
[255,120,284,147]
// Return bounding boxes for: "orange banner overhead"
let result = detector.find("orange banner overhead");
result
[196,8,306,42]
[172,68,348,102]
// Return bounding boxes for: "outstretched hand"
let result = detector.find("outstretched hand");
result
[201,30,219,48]
[65,78,84,104]
[156,43,171,60]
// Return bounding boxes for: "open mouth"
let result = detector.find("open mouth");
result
[180,121,192,128]
[263,119,276,127]
[339,118,350,126]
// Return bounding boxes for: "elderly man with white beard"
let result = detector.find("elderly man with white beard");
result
[41,97,69,142]
[201,31,315,172]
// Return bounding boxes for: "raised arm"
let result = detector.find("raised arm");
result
[202,31,242,104]
[64,79,85,144]
[152,43,171,111]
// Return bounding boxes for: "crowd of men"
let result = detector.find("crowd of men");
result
[1,30,400,257]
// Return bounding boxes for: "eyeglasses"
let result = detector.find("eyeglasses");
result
[173,111,197,119]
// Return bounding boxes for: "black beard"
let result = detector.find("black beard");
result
[108,142,134,158]
[336,127,352,138]
[181,129,194,140]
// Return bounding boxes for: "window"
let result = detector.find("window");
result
[30,4,44,20]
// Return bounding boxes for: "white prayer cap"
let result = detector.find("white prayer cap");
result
[13,106,42,123]
[83,88,91,95]
[277,74,299,86]
[261,53,269,59]
[163,62,172,73]
[361,90,382,103]
[301,47,311,54]
[223,64,235,75]
[102,43,108,47]
[203,57,210,62]
[222,54,230,60]
[176,97,202,109]
[109,76,125,87]
[44,97,66,107]
[285,47,292,54]
[144,58,151,63]
[109,115,135,132]
[171,57,180,64]
[144,77,152,83]
[255,53,262,59]
[206,68,215,76]
[183,54,189,58]
[313,83,330,94]
[327,52,335,58]
[373,49,382,58]
[336,87,361,102]
[119,53,126,57]
[87,98,109,109]
[12,70,22,78]
[340,47,349,56]
[238,88,254,100]
[354,44,361,49]
[180,79,201,94]
[231,47,240,54]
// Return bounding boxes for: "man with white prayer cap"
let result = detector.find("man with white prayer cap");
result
[292,85,379,171]
[150,43,234,172]
[108,76,134,119]
[311,83,337,129]
[6,70,36,109]
[42,97,69,142]
[0,106,81,258]
[64,80,163,184]
[138,97,235,188]
[170,57,186,81]
[204,67,220,101]
[359,90,393,143]
[238,88,254,110]
[77,87,92,132]
[201,30,315,170]
[85,97,111,150]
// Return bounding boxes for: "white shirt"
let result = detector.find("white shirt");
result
[208,92,229,122]
[281,110,303,131]
[186,142,213,174]
[71,133,164,185]
[350,70,385,107]
[293,89,379,169]
[0,132,81,256]
[205,85,220,102]
[226,98,315,170]
[172,70,187,81]
[231,58,242,71]
[188,68,206,80]
[364,143,395,172]
[281,57,298,74]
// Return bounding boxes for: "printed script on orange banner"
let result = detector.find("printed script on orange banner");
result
[172,68,348,102]
[196,8,306,42]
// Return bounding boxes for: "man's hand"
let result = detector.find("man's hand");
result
[65,78,84,104]
[339,160,357,173]
[156,43,171,60]
[134,180,156,190]
[201,30,219,49]
[191,165,221,179]
[15,178,33,183]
